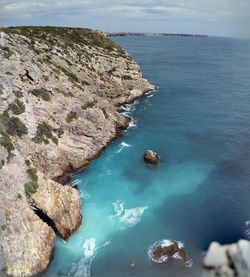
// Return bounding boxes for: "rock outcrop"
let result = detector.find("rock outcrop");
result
[144,149,160,165]
[0,26,154,276]
[203,240,250,277]
[148,239,192,266]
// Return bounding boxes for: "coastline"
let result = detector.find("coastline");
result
[0,26,155,277]
[56,86,156,186]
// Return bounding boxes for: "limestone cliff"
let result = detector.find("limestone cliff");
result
[0,26,154,276]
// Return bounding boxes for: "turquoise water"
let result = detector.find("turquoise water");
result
[47,36,250,277]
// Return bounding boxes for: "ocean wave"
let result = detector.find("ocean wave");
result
[68,238,112,277]
[128,118,137,128]
[245,220,250,238]
[116,141,131,153]
[148,239,193,268]
[109,200,148,228]
[68,238,96,277]
[79,189,90,199]
[121,103,137,114]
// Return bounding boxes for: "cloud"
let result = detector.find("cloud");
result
[0,0,249,37]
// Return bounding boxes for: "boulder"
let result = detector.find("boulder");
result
[152,243,179,261]
[144,150,160,165]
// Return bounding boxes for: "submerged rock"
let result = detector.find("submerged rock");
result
[144,150,160,165]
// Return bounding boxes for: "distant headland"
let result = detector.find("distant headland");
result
[106,32,208,38]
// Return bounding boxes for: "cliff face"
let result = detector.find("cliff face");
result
[0,27,154,276]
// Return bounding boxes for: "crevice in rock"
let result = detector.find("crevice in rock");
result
[25,69,34,82]
[33,206,59,235]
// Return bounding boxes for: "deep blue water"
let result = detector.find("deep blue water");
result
[47,36,250,277]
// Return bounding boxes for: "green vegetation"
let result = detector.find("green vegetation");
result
[0,84,3,95]
[0,111,28,137]
[66,111,78,123]
[26,167,38,182]
[28,88,51,101]
[122,75,133,80]
[1,46,13,59]
[33,122,58,145]
[13,90,23,98]
[8,99,25,115]
[0,26,123,53]
[0,159,5,169]
[24,164,39,195]
[1,225,7,231]
[56,89,73,97]
[0,131,14,159]
[81,80,90,86]
[81,100,97,110]
[56,126,64,138]
[24,181,38,194]
[25,159,31,166]
[54,65,81,84]
[17,193,22,199]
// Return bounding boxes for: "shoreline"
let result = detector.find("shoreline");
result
[56,86,156,187]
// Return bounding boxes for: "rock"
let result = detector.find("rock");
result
[178,248,188,262]
[152,243,179,261]
[0,26,154,276]
[144,150,160,165]
[203,242,229,269]
[203,240,250,277]
[228,240,250,277]
[30,178,82,240]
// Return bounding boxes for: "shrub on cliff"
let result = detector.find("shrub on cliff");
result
[66,111,78,123]
[26,167,38,182]
[0,111,28,137]
[28,88,51,101]
[0,131,14,156]
[24,181,38,194]
[33,122,58,145]
[8,99,25,115]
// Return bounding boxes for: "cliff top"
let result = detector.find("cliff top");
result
[0,26,124,53]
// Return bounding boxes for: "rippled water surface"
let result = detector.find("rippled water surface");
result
[47,36,250,277]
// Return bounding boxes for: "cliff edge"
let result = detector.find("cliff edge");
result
[0,26,154,276]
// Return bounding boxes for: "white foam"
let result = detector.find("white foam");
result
[68,238,96,277]
[83,238,96,258]
[148,239,193,267]
[120,206,148,227]
[245,220,250,238]
[116,141,131,153]
[128,118,137,128]
[109,200,148,228]
[67,238,111,277]
[79,190,89,199]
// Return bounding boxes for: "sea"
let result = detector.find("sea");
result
[46,35,250,277]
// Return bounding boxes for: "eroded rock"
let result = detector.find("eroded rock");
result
[148,239,192,266]
[144,150,160,165]
[0,26,154,276]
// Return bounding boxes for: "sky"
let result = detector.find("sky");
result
[0,0,250,37]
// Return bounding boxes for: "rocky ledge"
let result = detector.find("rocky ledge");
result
[0,26,154,276]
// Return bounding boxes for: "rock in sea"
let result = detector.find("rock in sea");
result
[144,150,160,165]
[148,239,192,267]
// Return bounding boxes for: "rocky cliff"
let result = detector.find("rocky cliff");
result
[0,26,154,276]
